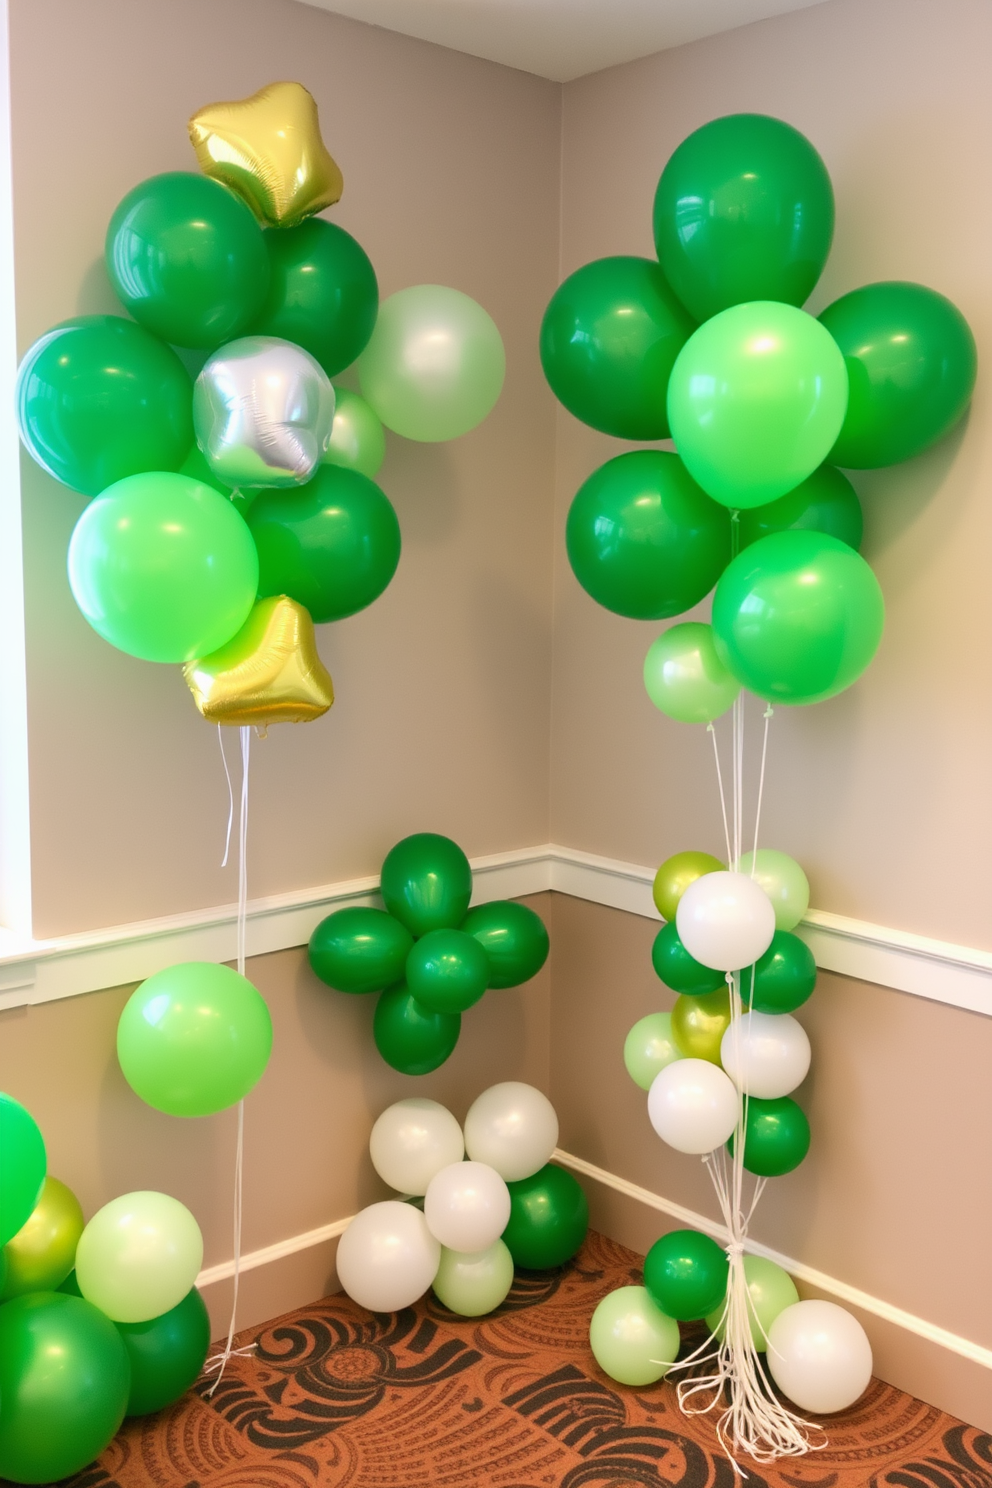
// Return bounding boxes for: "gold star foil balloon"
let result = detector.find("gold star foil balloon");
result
[184,596,334,727]
[188,81,343,228]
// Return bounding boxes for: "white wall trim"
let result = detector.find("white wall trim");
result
[197,1215,354,1288]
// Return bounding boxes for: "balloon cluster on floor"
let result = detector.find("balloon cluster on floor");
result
[309,833,550,1073]
[337,1083,588,1316]
[17,81,505,728]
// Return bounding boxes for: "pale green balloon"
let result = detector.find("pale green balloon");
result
[432,1238,514,1317]
[75,1191,203,1323]
[623,1013,683,1091]
[324,387,386,478]
[738,849,809,931]
[644,622,740,724]
[589,1285,680,1386]
[705,1255,799,1350]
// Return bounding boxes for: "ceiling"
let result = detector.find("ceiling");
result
[297,0,829,82]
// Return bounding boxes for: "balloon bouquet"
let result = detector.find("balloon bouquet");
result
[541,113,976,1467]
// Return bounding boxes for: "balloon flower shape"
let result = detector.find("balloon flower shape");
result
[308,832,550,1074]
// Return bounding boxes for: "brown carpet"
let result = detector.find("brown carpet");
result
[41,1231,992,1488]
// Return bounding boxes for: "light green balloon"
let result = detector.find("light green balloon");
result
[324,387,386,477]
[705,1255,799,1350]
[738,849,809,931]
[432,1239,514,1317]
[623,1013,683,1091]
[75,1191,203,1323]
[644,622,740,724]
[589,1285,680,1386]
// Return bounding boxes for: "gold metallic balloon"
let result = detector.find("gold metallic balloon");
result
[653,850,725,921]
[184,596,333,727]
[671,989,731,1065]
[2,1176,84,1299]
[188,81,343,228]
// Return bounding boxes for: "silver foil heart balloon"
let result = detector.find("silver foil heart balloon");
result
[193,336,335,489]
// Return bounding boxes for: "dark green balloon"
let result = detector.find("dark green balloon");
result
[653,113,834,322]
[16,315,193,496]
[502,1164,589,1269]
[819,281,977,468]
[643,1228,728,1320]
[117,1288,210,1416]
[373,985,460,1075]
[251,220,378,376]
[248,464,401,623]
[739,465,862,551]
[406,929,489,1014]
[309,907,413,994]
[566,451,730,620]
[730,1096,810,1177]
[652,921,726,996]
[740,931,816,1014]
[380,833,473,937]
[0,1292,131,1483]
[106,172,269,349]
[58,1268,82,1295]
[0,1093,47,1247]
[461,901,549,988]
[540,256,695,438]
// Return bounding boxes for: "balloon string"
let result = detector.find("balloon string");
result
[218,725,234,869]
[707,723,733,870]
[750,706,774,874]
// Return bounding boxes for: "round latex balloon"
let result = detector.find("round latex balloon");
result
[461,901,549,988]
[648,1059,739,1155]
[16,315,193,496]
[653,850,725,922]
[406,929,490,1014]
[767,1300,872,1413]
[117,1287,211,1416]
[67,472,259,664]
[705,1255,799,1349]
[740,931,816,1015]
[380,834,473,938]
[309,907,413,995]
[653,113,834,323]
[248,465,401,623]
[540,256,695,439]
[503,1164,589,1269]
[1,1177,83,1299]
[0,1094,47,1246]
[739,465,862,551]
[671,988,731,1064]
[424,1161,511,1252]
[712,531,884,705]
[369,1098,465,1196]
[75,1191,204,1323]
[373,985,461,1075]
[336,1201,440,1311]
[720,1012,811,1099]
[730,1096,810,1177]
[358,285,505,441]
[676,871,776,972]
[325,387,386,478]
[106,172,269,349]
[738,850,810,931]
[820,280,977,468]
[433,1238,514,1317]
[623,1012,682,1091]
[0,1293,131,1484]
[464,1082,559,1182]
[117,962,273,1118]
[566,451,730,620]
[644,1228,728,1320]
[652,922,727,995]
[589,1285,680,1386]
[644,622,740,724]
[252,219,378,375]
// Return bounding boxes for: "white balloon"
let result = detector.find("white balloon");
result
[464,1082,558,1181]
[424,1161,511,1251]
[767,1300,873,1413]
[648,1059,739,1155]
[336,1201,441,1312]
[720,1012,811,1099]
[369,1098,464,1196]
[676,870,776,971]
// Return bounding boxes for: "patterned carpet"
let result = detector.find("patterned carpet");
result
[40,1231,992,1488]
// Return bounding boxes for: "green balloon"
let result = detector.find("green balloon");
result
[68,471,259,663]
[117,962,272,1118]
[432,1239,514,1316]
[653,113,834,323]
[643,621,739,724]
[248,464,400,624]
[730,1096,810,1176]
[16,315,193,496]
[58,1267,82,1296]
[589,1285,680,1386]
[740,931,816,1014]
[705,1255,799,1350]
[739,465,862,551]
[540,256,696,439]
[0,1095,46,1247]
[460,901,549,988]
[251,219,378,376]
[820,280,978,468]
[502,1164,589,1269]
[106,172,269,350]
[325,388,386,478]
[712,530,884,705]
[373,985,461,1075]
[0,1292,131,1484]
[380,833,473,937]
[308,907,413,994]
[406,929,489,1014]
[668,302,849,509]
[623,1012,682,1092]
[643,1228,728,1320]
[651,921,726,996]
[117,1287,211,1416]
[566,451,730,620]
